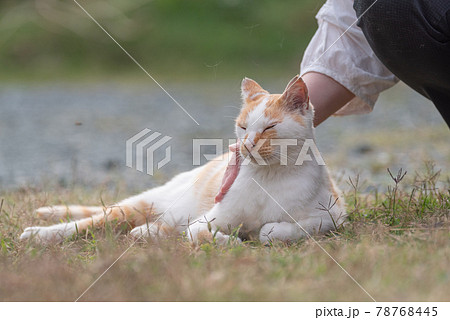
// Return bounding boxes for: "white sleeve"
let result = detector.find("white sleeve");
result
[300,0,399,115]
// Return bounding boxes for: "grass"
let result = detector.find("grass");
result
[0,164,448,301]
[0,0,321,82]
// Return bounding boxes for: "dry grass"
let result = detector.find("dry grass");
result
[0,164,448,301]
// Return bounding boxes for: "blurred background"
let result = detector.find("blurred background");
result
[0,0,317,80]
[0,0,448,192]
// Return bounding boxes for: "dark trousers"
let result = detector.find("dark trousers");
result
[354,0,450,126]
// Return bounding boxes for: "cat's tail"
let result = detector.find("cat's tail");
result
[36,205,104,221]
[21,200,155,243]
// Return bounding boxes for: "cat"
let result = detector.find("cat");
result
[20,75,346,244]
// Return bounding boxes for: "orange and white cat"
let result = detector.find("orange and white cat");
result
[20,76,346,244]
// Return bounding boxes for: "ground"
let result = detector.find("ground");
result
[0,164,448,301]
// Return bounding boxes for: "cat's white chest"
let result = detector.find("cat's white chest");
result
[222,165,318,233]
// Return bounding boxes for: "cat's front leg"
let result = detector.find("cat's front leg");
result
[129,221,178,241]
[185,207,241,245]
[259,221,307,244]
[130,224,159,239]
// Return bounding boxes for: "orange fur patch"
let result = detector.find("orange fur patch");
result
[328,176,342,207]
[290,113,305,126]
[81,207,96,218]
[236,95,266,127]
[265,94,306,127]
[195,153,228,213]
[262,94,283,122]
[196,230,213,243]
[240,129,279,159]
[73,201,159,236]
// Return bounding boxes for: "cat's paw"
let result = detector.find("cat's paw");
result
[20,225,71,243]
[213,231,242,246]
[259,222,304,244]
[185,228,241,245]
[259,223,278,244]
[130,225,156,240]
[20,226,41,241]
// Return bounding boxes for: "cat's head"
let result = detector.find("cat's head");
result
[235,75,314,165]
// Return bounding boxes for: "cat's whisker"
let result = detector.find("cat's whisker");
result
[222,105,240,110]
[270,151,298,163]
[271,149,298,158]
[223,116,238,123]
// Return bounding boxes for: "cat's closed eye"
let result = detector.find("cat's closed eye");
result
[239,125,247,130]
[263,124,277,132]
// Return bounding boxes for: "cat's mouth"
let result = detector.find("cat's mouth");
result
[240,143,253,158]
[239,139,274,161]
[239,146,275,164]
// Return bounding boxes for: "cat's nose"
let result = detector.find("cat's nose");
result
[243,137,255,152]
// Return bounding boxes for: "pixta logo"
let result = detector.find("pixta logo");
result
[126,129,172,175]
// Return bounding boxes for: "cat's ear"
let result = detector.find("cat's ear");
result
[280,75,309,112]
[241,77,268,102]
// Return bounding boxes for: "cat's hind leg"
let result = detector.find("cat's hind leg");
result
[36,205,103,221]
[21,201,156,243]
